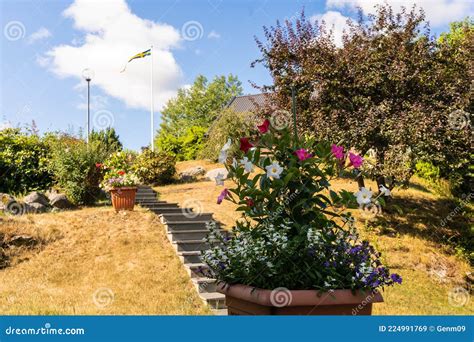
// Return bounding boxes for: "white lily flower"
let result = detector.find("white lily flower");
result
[222,138,232,151]
[379,185,391,197]
[240,157,254,173]
[214,172,225,186]
[265,161,283,179]
[218,138,232,164]
[218,150,227,164]
[355,187,373,205]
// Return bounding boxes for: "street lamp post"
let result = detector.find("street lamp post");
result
[82,68,94,144]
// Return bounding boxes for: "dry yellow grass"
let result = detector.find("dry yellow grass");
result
[0,208,210,315]
[155,160,474,315]
[0,159,471,315]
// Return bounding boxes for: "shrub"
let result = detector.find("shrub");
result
[415,161,440,181]
[47,136,110,205]
[154,131,181,159]
[0,128,52,194]
[180,126,207,161]
[200,108,256,161]
[132,149,176,185]
[156,126,207,161]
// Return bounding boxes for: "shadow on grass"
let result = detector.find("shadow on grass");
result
[370,195,473,264]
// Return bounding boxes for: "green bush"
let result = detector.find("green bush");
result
[46,135,111,205]
[181,126,207,160]
[415,161,441,181]
[155,126,206,161]
[132,149,176,185]
[200,108,256,161]
[155,131,181,159]
[0,128,52,194]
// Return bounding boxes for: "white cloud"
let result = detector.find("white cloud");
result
[207,30,221,39]
[326,0,473,27]
[41,0,183,111]
[311,11,351,47]
[27,27,51,44]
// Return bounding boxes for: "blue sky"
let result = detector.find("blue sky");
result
[1,0,472,150]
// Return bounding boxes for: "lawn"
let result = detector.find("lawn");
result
[155,160,473,315]
[0,160,471,315]
[0,207,209,315]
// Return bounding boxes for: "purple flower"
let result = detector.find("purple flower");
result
[390,273,402,284]
[217,188,229,204]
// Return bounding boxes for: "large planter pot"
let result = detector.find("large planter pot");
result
[109,187,137,212]
[217,283,383,315]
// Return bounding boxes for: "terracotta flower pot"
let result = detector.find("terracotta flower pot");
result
[109,187,137,212]
[217,283,383,315]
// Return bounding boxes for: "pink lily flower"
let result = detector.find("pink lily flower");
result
[295,148,312,161]
[331,144,344,160]
[349,152,364,168]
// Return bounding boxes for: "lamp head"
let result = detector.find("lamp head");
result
[82,68,94,82]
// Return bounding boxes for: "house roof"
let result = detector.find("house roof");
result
[226,93,267,113]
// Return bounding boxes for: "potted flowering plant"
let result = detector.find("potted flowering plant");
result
[202,117,401,315]
[98,151,139,211]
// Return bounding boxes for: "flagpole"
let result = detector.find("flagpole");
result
[150,45,154,152]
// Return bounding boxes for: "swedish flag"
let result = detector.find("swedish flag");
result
[120,49,151,72]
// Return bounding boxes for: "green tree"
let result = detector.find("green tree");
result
[90,127,122,152]
[254,6,472,193]
[156,74,242,159]
[200,108,256,161]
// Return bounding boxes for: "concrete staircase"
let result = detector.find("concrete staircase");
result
[135,185,227,315]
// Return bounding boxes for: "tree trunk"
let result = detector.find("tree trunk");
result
[357,173,365,189]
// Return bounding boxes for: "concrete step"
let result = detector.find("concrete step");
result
[136,188,156,194]
[199,292,226,310]
[135,196,158,201]
[161,213,213,222]
[139,202,179,208]
[178,251,202,264]
[191,277,217,293]
[168,229,209,242]
[212,309,228,316]
[173,240,208,252]
[184,262,209,278]
[166,221,210,232]
[151,207,187,214]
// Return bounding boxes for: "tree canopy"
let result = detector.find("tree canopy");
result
[156,74,243,160]
[254,5,472,192]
